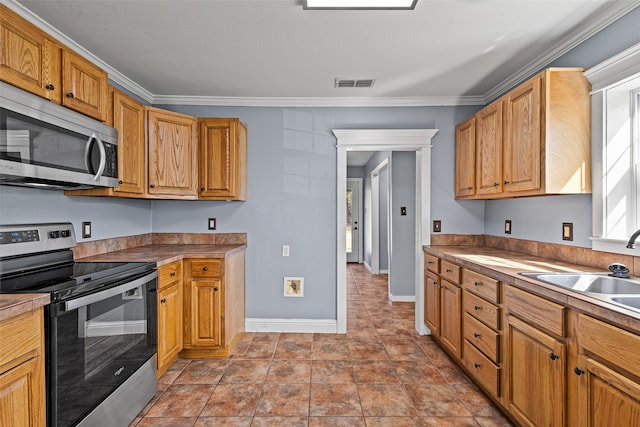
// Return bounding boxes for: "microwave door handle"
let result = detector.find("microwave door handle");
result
[63,270,158,311]
[92,133,106,181]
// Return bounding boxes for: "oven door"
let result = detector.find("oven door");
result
[47,270,157,427]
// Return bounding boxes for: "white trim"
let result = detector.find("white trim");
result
[364,261,374,274]
[584,42,640,92]
[334,129,438,335]
[370,159,389,275]
[591,238,640,256]
[378,269,389,274]
[245,318,337,333]
[85,320,147,337]
[389,294,415,303]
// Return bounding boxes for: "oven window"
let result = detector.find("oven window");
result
[52,283,156,427]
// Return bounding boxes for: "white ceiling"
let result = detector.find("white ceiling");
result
[8,0,640,107]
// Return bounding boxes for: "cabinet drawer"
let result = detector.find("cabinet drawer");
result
[158,261,182,289]
[441,260,461,284]
[463,339,500,397]
[190,260,222,278]
[578,314,640,377]
[505,286,565,337]
[425,254,440,274]
[464,291,500,330]
[464,313,500,363]
[463,269,500,304]
[0,310,42,371]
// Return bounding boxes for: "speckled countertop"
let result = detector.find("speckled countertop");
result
[424,245,640,333]
[0,294,50,322]
[77,243,246,266]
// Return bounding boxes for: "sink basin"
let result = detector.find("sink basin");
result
[610,296,640,310]
[520,272,640,294]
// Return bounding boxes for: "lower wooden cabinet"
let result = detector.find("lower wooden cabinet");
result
[424,271,440,335]
[157,261,183,378]
[439,279,462,358]
[181,251,245,359]
[0,308,46,427]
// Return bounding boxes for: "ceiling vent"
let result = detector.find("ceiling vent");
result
[334,78,376,88]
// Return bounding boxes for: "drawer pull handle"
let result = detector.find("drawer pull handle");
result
[445,269,453,273]
[473,305,481,311]
[493,182,499,187]
[474,281,481,287]
[170,272,176,277]
[203,267,208,271]
[473,333,480,338]
[549,352,559,361]
[504,180,510,185]
[160,298,167,304]
[214,287,219,291]
[427,261,434,264]
[474,363,481,369]
[574,367,585,376]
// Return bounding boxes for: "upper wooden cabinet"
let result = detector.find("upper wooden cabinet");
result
[198,118,247,201]
[146,107,198,199]
[0,5,108,122]
[455,68,591,200]
[454,116,476,198]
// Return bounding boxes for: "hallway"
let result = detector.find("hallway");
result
[132,264,512,426]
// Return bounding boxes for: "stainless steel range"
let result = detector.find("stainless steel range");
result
[0,223,158,427]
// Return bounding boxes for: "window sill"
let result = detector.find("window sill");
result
[591,237,640,256]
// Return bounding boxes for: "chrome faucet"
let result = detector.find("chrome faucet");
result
[627,229,640,249]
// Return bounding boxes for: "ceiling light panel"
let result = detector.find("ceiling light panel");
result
[304,0,417,10]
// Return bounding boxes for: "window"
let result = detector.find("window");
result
[586,42,640,255]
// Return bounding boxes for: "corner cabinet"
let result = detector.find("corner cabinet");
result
[0,308,46,427]
[454,116,476,198]
[157,261,183,378]
[146,107,198,199]
[455,68,591,200]
[198,118,247,201]
[181,250,246,358]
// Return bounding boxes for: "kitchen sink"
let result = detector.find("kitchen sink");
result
[519,272,640,313]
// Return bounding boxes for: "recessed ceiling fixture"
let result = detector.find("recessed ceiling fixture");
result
[303,0,417,10]
[335,78,376,88]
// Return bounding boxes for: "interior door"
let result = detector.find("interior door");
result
[346,179,361,263]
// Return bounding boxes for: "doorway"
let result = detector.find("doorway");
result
[369,159,389,275]
[334,129,439,335]
[346,178,363,263]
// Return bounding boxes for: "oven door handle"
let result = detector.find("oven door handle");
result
[63,270,158,311]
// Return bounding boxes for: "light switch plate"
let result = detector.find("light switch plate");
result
[505,220,512,234]
[282,245,290,257]
[563,222,573,241]
[82,221,91,238]
[433,220,441,233]
[208,218,216,230]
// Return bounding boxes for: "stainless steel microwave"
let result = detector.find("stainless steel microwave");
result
[0,82,118,190]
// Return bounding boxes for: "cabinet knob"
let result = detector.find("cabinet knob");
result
[549,352,559,361]
[504,180,510,185]
[66,92,75,99]
[473,332,480,338]
[201,187,205,191]
[474,363,481,369]
[474,281,481,287]
[574,367,585,376]
[214,287,219,291]
[203,267,208,271]
[45,83,55,91]
[473,305,480,311]
[445,269,453,273]
[467,186,473,190]
[118,180,123,184]
[493,182,499,187]
[160,298,167,304]
[170,272,176,277]
[439,285,444,289]
[150,184,156,188]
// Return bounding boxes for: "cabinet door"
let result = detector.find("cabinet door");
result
[157,281,183,375]
[0,5,61,103]
[454,116,476,198]
[198,118,247,200]
[112,89,145,195]
[186,279,222,348]
[439,279,461,358]
[476,100,503,196]
[506,315,565,427]
[576,357,640,426]
[147,108,198,198]
[503,74,542,193]
[61,48,108,121]
[0,356,46,427]
[424,272,440,336]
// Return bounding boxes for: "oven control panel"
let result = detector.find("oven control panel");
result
[0,223,76,258]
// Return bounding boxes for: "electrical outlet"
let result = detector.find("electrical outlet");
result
[284,277,303,297]
[282,245,290,257]
[208,218,216,230]
[505,220,512,234]
[82,221,91,238]
[433,220,441,232]
[563,222,573,241]
[400,206,407,216]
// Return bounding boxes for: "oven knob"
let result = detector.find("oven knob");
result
[61,230,71,238]
[49,231,60,239]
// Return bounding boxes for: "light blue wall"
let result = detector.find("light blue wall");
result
[347,166,365,179]
[390,152,416,298]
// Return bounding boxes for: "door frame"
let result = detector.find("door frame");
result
[334,129,438,334]
[346,178,363,264]
[369,159,389,274]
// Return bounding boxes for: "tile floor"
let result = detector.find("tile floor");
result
[131,264,513,426]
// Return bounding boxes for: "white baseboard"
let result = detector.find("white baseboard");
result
[364,261,374,274]
[379,269,389,274]
[245,318,338,333]
[389,294,415,302]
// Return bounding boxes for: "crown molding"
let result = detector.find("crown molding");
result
[482,1,640,103]
[151,94,485,107]
[584,41,640,92]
